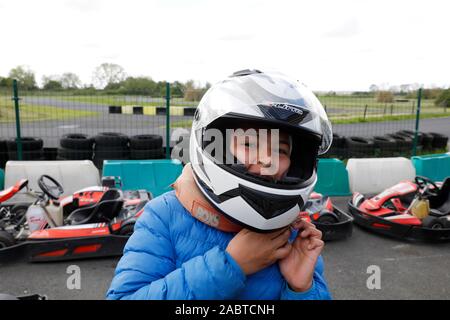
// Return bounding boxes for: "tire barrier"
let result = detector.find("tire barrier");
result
[5,137,44,161]
[108,105,197,116]
[129,134,164,160]
[0,140,8,169]
[102,159,183,197]
[346,157,416,194]
[93,132,130,169]
[57,134,94,161]
[4,160,100,204]
[412,153,450,182]
[315,158,350,196]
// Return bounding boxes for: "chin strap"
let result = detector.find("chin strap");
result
[171,163,243,233]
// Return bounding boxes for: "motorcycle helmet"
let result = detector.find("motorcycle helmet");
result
[189,69,332,232]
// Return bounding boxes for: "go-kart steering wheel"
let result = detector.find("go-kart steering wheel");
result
[38,175,64,200]
[415,176,439,197]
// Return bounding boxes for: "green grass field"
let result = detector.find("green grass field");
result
[1,93,448,125]
[0,97,98,123]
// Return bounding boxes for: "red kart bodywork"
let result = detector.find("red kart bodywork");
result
[348,180,450,241]
[300,192,353,241]
[0,185,149,263]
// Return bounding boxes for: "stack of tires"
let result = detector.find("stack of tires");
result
[57,134,94,161]
[129,134,164,160]
[428,132,449,149]
[372,136,397,157]
[345,136,375,158]
[323,133,346,159]
[5,137,44,161]
[93,132,130,169]
[0,139,8,168]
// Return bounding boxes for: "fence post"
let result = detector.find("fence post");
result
[165,82,171,159]
[412,88,422,156]
[12,79,23,160]
[363,104,367,120]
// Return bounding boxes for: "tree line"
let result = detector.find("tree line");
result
[0,63,211,100]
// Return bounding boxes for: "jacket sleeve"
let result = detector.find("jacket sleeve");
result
[280,255,332,300]
[106,194,246,300]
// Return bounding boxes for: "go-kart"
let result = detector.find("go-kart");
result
[300,192,353,241]
[348,176,450,241]
[0,175,151,263]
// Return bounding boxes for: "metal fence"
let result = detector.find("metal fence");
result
[1,80,449,170]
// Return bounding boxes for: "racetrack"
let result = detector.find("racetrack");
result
[1,196,450,300]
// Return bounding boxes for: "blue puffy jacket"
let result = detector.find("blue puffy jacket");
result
[106,191,332,300]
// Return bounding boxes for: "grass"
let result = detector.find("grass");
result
[56,96,197,107]
[0,98,98,123]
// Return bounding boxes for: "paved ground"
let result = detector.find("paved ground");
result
[1,196,450,300]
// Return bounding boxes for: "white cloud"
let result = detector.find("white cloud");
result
[0,0,449,91]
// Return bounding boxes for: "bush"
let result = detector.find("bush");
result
[376,91,394,103]
[435,89,450,107]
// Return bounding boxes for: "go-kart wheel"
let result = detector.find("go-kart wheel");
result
[38,175,64,200]
[9,204,29,225]
[422,216,446,229]
[119,224,135,236]
[316,213,339,225]
[0,231,15,249]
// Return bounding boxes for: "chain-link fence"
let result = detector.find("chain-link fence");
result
[1,81,449,170]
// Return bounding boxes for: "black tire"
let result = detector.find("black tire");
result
[0,231,15,249]
[94,147,130,159]
[386,134,412,152]
[345,136,375,157]
[119,224,135,236]
[130,148,164,160]
[94,132,129,148]
[421,133,434,150]
[428,132,448,149]
[7,149,44,161]
[9,204,29,226]
[331,133,345,148]
[422,216,446,229]
[0,139,8,168]
[129,135,163,150]
[6,137,43,151]
[373,136,397,156]
[316,214,339,225]
[57,148,93,160]
[60,134,93,150]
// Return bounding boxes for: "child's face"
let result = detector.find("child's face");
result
[229,128,291,181]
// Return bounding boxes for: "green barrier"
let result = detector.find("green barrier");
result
[0,168,4,190]
[102,159,183,197]
[411,153,450,182]
[315,158,351,196]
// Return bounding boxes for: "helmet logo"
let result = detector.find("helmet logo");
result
[257,103,309,125]
[270,103,304,115]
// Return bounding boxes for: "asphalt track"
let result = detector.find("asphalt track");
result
[0,97,449,148]
[1,196,450,300]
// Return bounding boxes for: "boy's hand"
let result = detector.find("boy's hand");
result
[226,228,292,275]
[279,219,324,292]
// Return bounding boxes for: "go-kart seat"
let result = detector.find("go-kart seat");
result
[66,189,124,225]
[429,178,450,217]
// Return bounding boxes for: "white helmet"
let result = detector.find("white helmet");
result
[189,69,332,232]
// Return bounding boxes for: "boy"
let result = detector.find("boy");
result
[107,69,333,299]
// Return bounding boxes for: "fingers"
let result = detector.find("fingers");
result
[274,242,292,259]
[306,238,324,251]
[272,228,291,248]
[299,226,322,240]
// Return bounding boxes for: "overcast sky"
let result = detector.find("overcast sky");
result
[0,0,449,91]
